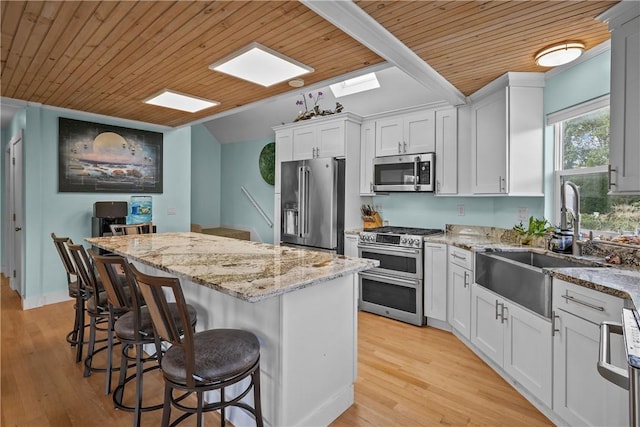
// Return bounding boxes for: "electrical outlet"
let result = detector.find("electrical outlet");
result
[374,204,383,213]
[518,207,529,221]
[457,204,465,216]
[167,207,176,215]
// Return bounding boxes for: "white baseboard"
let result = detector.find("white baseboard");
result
[22,290,72,310]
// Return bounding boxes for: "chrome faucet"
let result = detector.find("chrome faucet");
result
[560,180,581,256]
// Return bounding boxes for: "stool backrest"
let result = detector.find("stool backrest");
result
[129,263,197,386]
[51,233,76,278]
[67,243,103,310]
[91,252,146,338]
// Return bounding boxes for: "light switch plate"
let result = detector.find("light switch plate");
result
[167,207,177,215]
[518,207,529,221]
[457,204,465,216]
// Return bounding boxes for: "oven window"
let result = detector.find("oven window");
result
[375,163,414,185]
[361,277,417,313]
[360,250,417,274]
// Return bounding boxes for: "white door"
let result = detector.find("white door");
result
[376,117,403,156]
[503,302,552,407]
[8,132,24,297]
[553,309,628,427]
[423,243,447,321]
[448,263,471,340]
[470,284,504,365]
[404,109,435,154]
[435,108,458,195]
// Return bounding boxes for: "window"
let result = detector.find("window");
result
[551,96,640,238]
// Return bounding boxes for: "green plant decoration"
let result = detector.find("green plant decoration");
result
[259,142,275,186]
[513,216,554,245]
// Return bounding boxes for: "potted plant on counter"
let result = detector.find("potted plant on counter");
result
[513,216,554,247]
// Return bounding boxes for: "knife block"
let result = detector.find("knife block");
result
[363,212,383,229]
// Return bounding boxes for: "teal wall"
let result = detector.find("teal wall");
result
[191,123,221,227]
[542,50,611,221]
[220,139,275,243]
[2,105,191,305]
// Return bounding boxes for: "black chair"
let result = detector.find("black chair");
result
[51,233,88,362]
[130,264,264,427]
[90,252,198,426]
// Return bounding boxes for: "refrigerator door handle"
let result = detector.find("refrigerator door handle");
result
[302,166,310,237]
[297,166,304,238]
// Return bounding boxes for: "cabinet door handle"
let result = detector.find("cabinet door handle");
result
[436,180,441,193]
[608,164,617,189]
[501,305,508,324]
[403,141,407,152]
[495,300,502,320]
[552,311,560,336]
[370,182,373,192]
[452,253,467,261]
[499,176,506,193]
[463,271,469,288]
[561,294,605,312]
[398,142,402,153]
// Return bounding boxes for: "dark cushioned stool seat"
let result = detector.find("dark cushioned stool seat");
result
[114,304,197,342]
[161,329,260,383]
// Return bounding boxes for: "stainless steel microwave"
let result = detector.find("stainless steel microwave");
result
[373,152,435,192]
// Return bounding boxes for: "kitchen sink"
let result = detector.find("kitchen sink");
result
[475,250,595,318]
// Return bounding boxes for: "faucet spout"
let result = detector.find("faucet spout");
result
[561,181,581,255]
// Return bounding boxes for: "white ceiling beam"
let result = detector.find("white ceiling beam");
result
[301,0,467,106]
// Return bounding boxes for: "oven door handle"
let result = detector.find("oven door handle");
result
[357,244,421,256]
[598,321,630,390]
[359,271,420,287]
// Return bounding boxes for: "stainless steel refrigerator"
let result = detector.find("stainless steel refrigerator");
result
[280,157,345,254]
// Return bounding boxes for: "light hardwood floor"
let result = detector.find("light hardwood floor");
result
[1,275,552,426]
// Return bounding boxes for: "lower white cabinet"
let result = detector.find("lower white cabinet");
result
[471,283,552,407]
[447,247,472,340]
[424,243,447,321]
[552,279,628,427]
[344,234,359,258]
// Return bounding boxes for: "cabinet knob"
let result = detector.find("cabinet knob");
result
[398,142,402,153]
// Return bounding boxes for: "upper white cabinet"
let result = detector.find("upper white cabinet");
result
[359,120,376,196]
[434,108,458,195]
[469,72,544,195]
[600,2,640,194]
[292,119,346,160]
[376,109,436,156]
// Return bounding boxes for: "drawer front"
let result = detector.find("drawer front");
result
[449,246,473,270]
[553,278,625,325]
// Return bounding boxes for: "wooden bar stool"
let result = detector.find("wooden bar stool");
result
[130,264,264,427]
[91,252,198,427]
[51,233,89,362]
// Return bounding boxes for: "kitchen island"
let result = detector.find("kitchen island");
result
[86,232,377,427]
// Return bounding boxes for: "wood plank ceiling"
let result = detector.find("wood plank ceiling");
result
[1,1,618,128]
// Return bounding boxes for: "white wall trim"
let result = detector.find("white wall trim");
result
[544,40,611,79]
[22,290,72,310]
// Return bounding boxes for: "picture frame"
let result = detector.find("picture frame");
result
[58,118,163,193]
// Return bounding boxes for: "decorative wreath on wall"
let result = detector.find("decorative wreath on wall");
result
[259,142,275,186]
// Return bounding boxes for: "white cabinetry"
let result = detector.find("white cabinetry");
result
[552,278,628,427]
[344,233,359,258]
[434,108,458,195]
[359,120,376,196]
[469,73,544,195]
[292,119,346,160]
[447,246,473,339]
[376,109,435,156]
[471,284,552,406]
[274,129,293,192]
[424,243,447,322]
[600,2,640,194]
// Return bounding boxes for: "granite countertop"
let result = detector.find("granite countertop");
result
[86,232,378,302]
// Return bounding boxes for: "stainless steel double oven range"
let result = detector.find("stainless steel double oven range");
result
[358,226,443,326]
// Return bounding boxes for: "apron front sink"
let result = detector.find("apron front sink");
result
[475,250,596,318]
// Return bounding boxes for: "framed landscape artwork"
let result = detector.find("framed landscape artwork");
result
[58,118,163,193]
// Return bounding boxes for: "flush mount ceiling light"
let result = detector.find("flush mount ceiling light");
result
[210,42,314,87]
[330,72,380,97]
[535,42,585,67]
[144,90,219,113]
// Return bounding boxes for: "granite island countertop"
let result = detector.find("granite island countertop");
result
[86,232,378,302]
